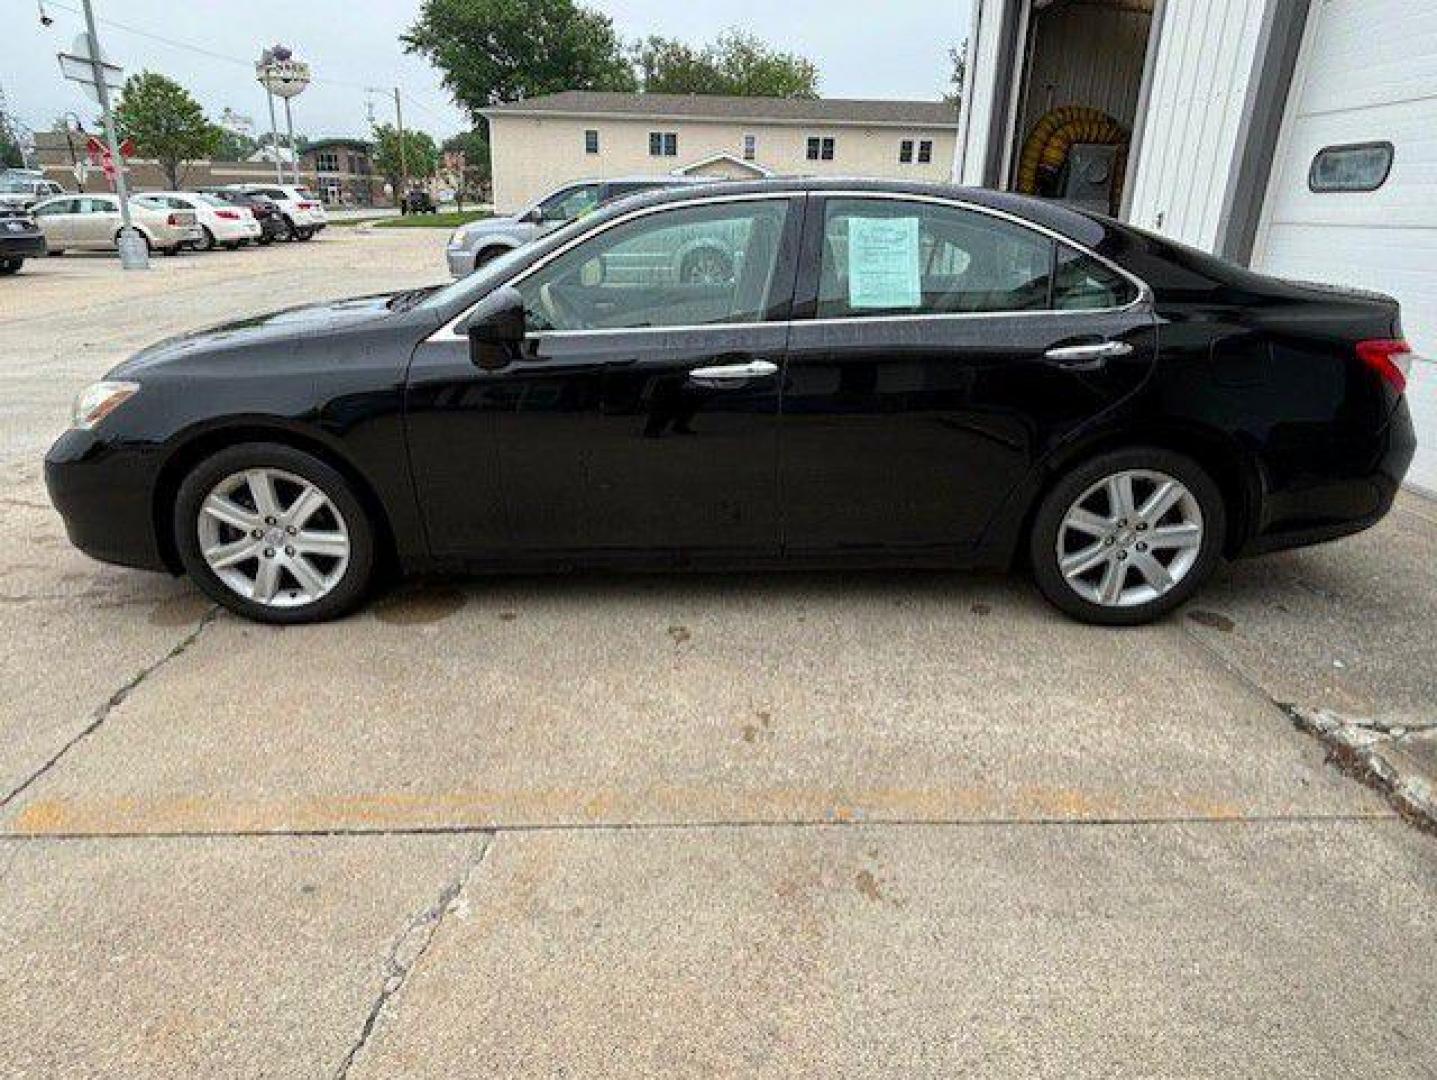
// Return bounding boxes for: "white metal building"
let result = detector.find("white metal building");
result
[956,0,1437,493]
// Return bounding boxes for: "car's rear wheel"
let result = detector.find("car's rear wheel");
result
[196,226,216,252]
[295,227,314,242]
[1029,447,1225,626]
[175,443,376,624]
[0,257,22,275]
[473,247,508,272]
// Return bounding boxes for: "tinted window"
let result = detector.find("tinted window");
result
[1309,141,1394,192]
[817,198,1054,318]
[604,181,663,201]
[516,199,791,333]
[79,197,117,213]
[538,184,601,221]
[1052,244,1138,309]
[33,199,75,215]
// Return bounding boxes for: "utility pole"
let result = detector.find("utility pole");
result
[393,87,407,198]
[80,0,146,269]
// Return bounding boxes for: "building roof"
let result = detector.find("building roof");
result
[483,91,959,128]
[303,137,373,154]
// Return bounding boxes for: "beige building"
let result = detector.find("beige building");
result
[483,91,959,213]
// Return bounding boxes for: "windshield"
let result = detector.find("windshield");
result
[0,177,38,194]
[197,194,229,207]
[418,246,533,312]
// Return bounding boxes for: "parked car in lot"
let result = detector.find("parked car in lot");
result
[0,171,66,212]
[221,184,326,240]
[135,192,262,251]
[29,193,200,256]
[46,179,1416,625]
[446,175,709,276]
[200,188,286,244]
[0,209,47,273]
[401,188,436,214]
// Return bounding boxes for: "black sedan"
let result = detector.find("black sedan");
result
[1,209,47,273]
[45,179,1417,625]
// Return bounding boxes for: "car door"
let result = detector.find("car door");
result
[75,196,120,248]
[405,193,803,562]
[30,198,77,246]
[779,194,1157,559]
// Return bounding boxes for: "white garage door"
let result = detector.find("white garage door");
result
[1254,0,1437,495]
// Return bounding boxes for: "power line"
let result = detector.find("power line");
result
[41,0,459,121]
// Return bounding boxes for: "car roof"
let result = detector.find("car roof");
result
[588,176,1113,248]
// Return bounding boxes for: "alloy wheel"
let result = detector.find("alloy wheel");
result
[1055,469,1204,608]
[196,468,351,608]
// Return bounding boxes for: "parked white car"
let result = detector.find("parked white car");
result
[136,192,262,251]
[224,184,327,240]
[28,193,201,256]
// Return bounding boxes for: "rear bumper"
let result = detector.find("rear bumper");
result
[0,233,46,258]
[45,427,170,573]
[1243,396,1417,555]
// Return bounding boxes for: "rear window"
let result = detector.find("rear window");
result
[294,187,318,200]
[1052,244,1139,310]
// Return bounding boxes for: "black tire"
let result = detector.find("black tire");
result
[1029,447,1226,626]
[295,227,314,242]
[258,234,274,246]
[223,240,242,251]
[472,246,508,272]
[197,226,217,252]
[46,248,65,256]
[280,216,297,241]
[174,442,377,624]
[0,258,22,275]
[162,245,182,257]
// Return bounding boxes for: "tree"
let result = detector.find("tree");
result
[373,123,440,194]
[634,30,818,98]
[441,129,491,208]
[213,127,257,162]
[112,72,221,188]
[0,110,26,168]
[945,41,968,107]
[402,0,636,122]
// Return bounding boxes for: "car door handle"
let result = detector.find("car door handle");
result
[1043,341,1133,370]
[688,359,779,387]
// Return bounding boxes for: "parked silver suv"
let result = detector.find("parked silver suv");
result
[445,175,712,277]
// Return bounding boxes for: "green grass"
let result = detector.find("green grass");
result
[373,210,492,229]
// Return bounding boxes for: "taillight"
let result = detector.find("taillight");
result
[1356,339,1412,394]
[300,201,320,210]
[215,209,240,220]
[167,212,183,226]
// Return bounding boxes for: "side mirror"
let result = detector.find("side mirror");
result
[520,207,544,225]
[458,286,527,371]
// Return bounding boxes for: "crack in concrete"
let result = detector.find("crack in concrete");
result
[0,606,221,809]
[332,833,494,1080]
[1286,706,1437,835]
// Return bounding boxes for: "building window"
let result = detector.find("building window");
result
[315,151,340,172]
[899,140,914,164]
[1309,141,1394,192]
[649,131,678,157]
[585,129,600,155]
[743,134,757,161]
[807,136,835,162]
[918,140,933,164]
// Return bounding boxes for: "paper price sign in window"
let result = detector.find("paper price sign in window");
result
[847,216,921,309]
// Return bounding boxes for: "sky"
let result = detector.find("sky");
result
[3,0,970,144]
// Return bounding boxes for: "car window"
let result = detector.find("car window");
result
[1052,244,1138,310]
[537,184,601,222]
[33,198,75,215]
[79,197,117,214]
[818,198,1057,318]
[197,194,230,207]
[135,196,172,210]
[515,199,791,333]
[603,181,664,201]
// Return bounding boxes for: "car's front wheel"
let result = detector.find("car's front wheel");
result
[175,443,376,624]
[0,257,23,275]
[1029,447,1225,626]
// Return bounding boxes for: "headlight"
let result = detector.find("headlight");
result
[72,380,140,430]
[449,226,469,245]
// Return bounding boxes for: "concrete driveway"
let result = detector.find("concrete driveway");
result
[1,234,1433,1078]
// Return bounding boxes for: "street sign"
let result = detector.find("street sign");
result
[256,57,311,99]
[57,33,123,104]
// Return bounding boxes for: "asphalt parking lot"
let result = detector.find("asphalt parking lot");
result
[2,232,1435,1077]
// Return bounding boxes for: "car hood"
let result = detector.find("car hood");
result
[109,291,426,377]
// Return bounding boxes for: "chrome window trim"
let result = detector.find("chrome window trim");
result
[428,188,1151,345]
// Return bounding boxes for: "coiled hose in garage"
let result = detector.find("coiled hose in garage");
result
[1016,106,1130,214]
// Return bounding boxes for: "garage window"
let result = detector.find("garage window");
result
[1308,142,1394,193]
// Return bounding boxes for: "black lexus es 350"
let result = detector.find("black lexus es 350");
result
[46,179,1417,626]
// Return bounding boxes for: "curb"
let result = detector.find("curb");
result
[1287,706,1437,834]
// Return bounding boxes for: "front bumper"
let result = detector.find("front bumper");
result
[45,427,170,573]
